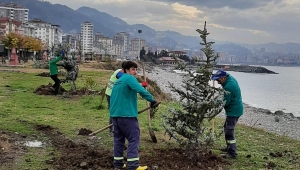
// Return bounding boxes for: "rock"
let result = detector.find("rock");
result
[274,110,285,116]
[152,165,159,169]
[266,110,272,115]
[274,116,280,122]
[287,113,295,118]
[80,162,88,168]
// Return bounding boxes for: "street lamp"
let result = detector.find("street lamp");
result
[138,29,142,61]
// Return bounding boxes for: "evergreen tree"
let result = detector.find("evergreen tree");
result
[162,22,225,149]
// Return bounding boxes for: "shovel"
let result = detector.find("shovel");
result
[142,62,157,143]
[89,102,161,136]
[98,85,107,109]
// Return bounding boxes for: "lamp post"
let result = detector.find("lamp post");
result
[138,29,142,61]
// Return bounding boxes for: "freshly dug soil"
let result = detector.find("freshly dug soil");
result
[1,125,227,169]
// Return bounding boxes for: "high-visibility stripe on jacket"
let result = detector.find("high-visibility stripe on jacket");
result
[105,69,122,96]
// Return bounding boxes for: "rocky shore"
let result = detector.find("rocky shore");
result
[215,64,278,74]
[145,65,300,140]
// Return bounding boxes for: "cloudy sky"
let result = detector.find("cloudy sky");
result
[46,0,300,44]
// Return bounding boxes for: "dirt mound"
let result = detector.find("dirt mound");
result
[33,124,227,170]
[33,83,67,95]
[1,124,228,169]
[78,128,93,136]
[33,84,102,96]
[35,125,114,170]
[142,149,226,169]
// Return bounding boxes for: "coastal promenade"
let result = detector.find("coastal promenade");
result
[145,65,300,140]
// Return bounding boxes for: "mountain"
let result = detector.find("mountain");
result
[1,0,300,55]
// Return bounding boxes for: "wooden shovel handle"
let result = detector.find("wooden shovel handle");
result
[89,124,113,136]
[88,102,161,136]
[141,63,152,128]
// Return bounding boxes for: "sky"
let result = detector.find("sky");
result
[46,0,300,44]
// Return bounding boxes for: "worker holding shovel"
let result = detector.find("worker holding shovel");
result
[110,61,159,170]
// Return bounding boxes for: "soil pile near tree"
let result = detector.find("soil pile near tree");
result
[36,125,227,170]
[33,83,102,96]
[0,125,228,169]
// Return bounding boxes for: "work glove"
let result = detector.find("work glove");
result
[141,81,148,87]
[150,100,159,108]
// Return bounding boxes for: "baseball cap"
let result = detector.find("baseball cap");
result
[211,70,227,80]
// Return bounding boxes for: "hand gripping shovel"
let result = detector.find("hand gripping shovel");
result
[142,62,158,143]
[89,102,161,136]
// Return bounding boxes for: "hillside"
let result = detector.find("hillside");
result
[1,0,300,55]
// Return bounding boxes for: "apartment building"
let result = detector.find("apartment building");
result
[112,43,124,57]
[27,19,62,48]
[216,51,227,62]
[80,21,93,59]
[93,32,104,49]
[62,34,77,49]
[130,38,146,51]
[118,32,129,51]
[22,22,36,37]
[0,17,22,38]
[98,36,112,55]
[0,2,29,23]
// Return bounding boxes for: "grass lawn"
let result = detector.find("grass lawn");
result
[0,66,299,169]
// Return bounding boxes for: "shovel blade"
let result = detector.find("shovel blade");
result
[149,129,157,143]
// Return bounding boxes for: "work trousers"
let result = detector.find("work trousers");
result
[112,117,140,170]
[224,116,239,156]
[50,74,60,95]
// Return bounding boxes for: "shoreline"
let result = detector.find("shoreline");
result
[145,65,300,140]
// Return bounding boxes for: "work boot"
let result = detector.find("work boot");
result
[221,153,237,159]
[219,147,228,152]
[114,164,126,170]
[136,166,148,170]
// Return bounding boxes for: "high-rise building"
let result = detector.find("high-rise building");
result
[80,21,93,59]
[0,2,29,23]
[118,32,129,52]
